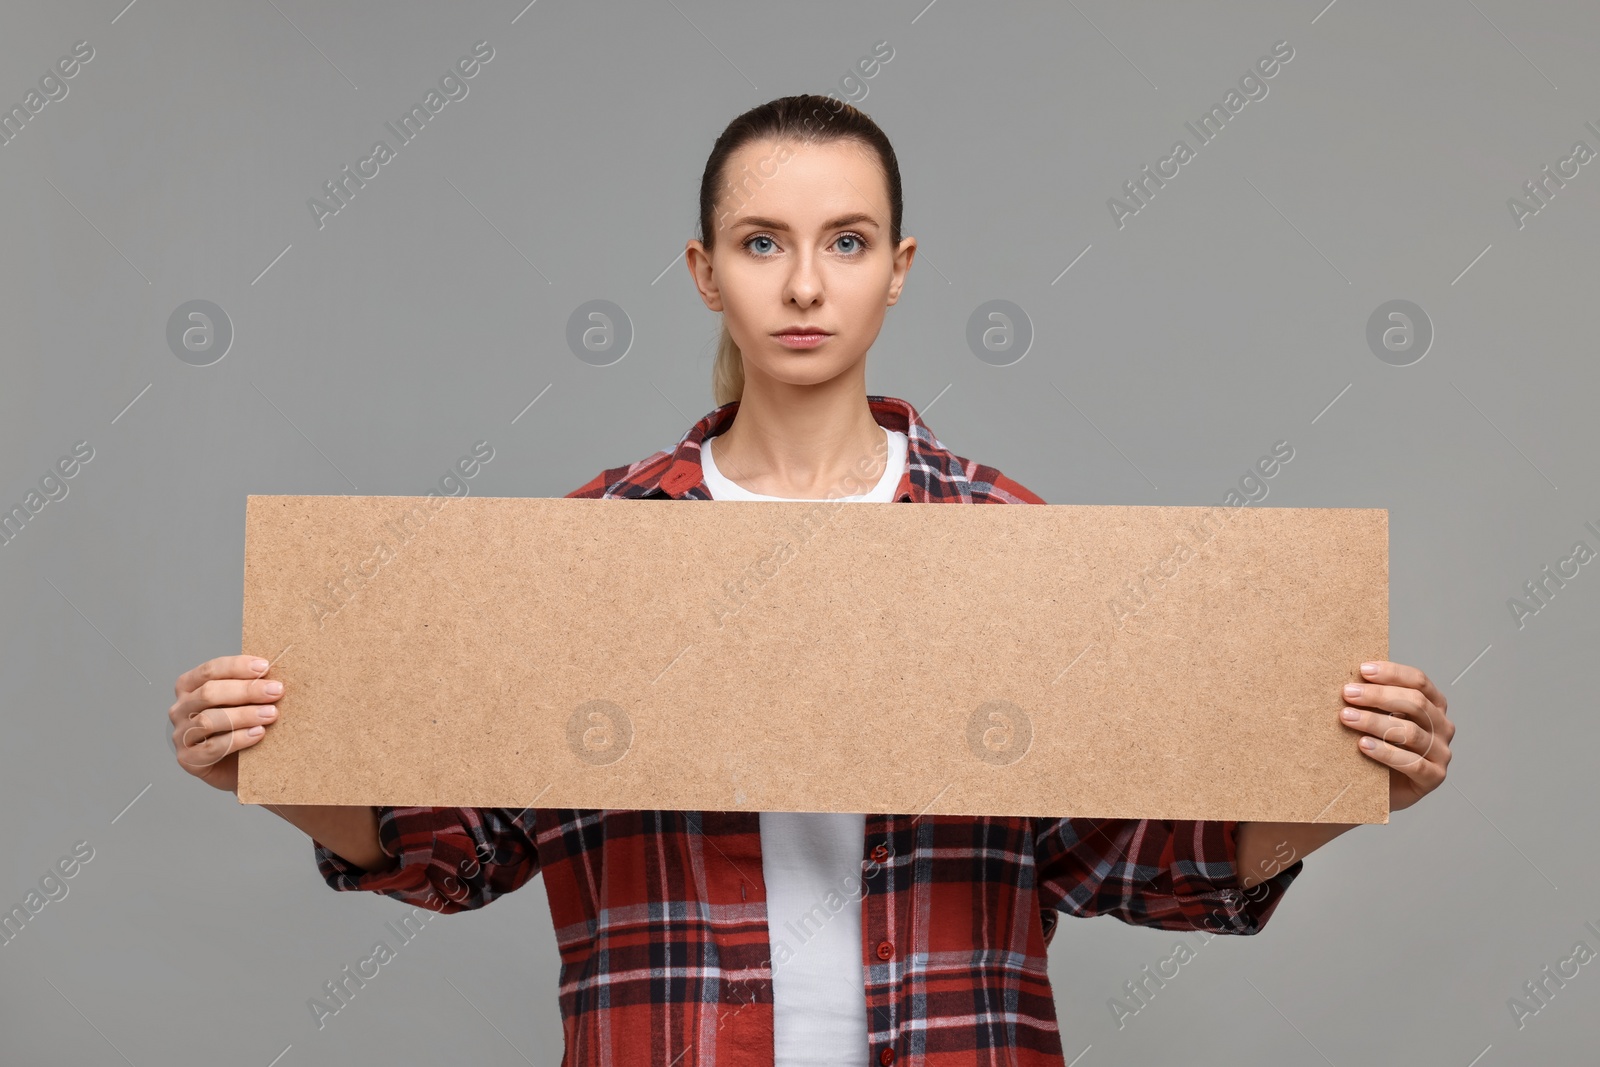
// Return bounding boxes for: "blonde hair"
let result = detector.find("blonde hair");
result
[697,94,903,409]
[711,321,745,407]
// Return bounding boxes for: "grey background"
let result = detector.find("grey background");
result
[1,0,1595,1063]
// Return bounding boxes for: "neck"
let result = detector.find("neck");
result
[711,375,887,498]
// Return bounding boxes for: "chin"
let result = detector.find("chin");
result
[757,355,855,384]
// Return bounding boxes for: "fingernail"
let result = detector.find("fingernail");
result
[1360,662,1378,676]
[1344,684,1361,698]
[264,681,284,696]
[250,658,269,673]
[1341,707,1359,721]
[248,725,265,736]
[1359,736,1377,750]
[260,707,277,721]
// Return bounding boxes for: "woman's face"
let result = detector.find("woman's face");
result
[687,138,915,391]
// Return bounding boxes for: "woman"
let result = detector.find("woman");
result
[169,95,1454,1066]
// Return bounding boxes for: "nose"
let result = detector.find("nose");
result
[783,248,823,308]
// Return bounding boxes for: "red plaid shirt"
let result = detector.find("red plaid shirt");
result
[313,394,1304,1066]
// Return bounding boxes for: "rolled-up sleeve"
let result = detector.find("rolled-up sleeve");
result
[314,806,540,914]
[1034,817,1302,937]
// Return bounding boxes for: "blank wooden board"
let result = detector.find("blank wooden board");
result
[236,494,1388,823]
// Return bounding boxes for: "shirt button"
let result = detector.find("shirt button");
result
[878,1048,896,1066]
[876,940,894,960]
[871,844,890,862]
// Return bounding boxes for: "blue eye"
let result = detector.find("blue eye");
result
[740,231,870,257]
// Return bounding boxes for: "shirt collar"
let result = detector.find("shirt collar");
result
[633,394,971,504]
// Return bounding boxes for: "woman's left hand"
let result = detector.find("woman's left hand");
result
[1338,660,1454,813]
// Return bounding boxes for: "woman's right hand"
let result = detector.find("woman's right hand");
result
[170,654,282,795]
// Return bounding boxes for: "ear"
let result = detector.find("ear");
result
[886,235,916,306]
[686,239,724,312]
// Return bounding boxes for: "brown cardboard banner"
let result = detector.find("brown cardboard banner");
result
[237,494,1388,823]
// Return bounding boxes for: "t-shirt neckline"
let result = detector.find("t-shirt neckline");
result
[702,426,903,502]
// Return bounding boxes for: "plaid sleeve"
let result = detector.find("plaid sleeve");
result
[1034,817,1303,936]
[314,806,539,914]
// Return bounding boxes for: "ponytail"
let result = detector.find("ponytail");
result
[711,320,745,407]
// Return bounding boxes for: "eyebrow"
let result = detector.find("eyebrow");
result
[727,212,881,232]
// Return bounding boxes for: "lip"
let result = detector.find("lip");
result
[772,327,832,350]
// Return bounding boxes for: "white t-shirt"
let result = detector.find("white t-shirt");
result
[700,425,908,1067]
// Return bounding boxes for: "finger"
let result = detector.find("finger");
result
[170,676,283,725]
[177,722,268,772]
[1339,706,1446,763]
[1351,698,1449,766]
[176,702,280,749]
[1361,660,1448,717]
[174,654,271,701]
[1356,732,1446,790]
[1342,679,1447,740]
